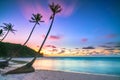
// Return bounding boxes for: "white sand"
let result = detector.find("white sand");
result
[0,70,120,80]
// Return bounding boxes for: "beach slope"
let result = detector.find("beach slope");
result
[0,70,120,80]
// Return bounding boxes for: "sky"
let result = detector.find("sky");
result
[0,0,120,56]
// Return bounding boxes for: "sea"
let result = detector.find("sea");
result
[33,57,120,76]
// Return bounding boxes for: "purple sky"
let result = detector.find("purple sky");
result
[0,0,120,56]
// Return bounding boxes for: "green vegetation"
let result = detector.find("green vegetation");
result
[0,42,42,57]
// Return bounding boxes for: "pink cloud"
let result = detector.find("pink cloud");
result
[81,38,88,43]
[19,0,51,23]
[19,0,76,23]
[97,34,119,40]
[105,34,118,39]
[49,35,62,40]
[43,44,58,52]
[41,34,46,39]
[44,45,56,48]
[41,34,62,41]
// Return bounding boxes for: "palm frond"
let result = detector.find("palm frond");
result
[2,23,16,34]
[49,2,62,15]
[29,13,43,24]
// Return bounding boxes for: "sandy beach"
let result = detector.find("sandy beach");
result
[0,69,120,80]
[0,58,120,80]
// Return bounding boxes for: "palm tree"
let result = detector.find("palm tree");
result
[23,13,44,46]
[38,2,62,54]
[0,23,16,42]
[21,13,43,72]
[3,13,44,75]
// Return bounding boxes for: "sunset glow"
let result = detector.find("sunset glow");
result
[0,0,120,57]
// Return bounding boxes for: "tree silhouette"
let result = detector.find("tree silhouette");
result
[3,2,62,75]
[38,2,62,53]
[23,13,44,46]
[0,29,3,36]
[0,23,16,42]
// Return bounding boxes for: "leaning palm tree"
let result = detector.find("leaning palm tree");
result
[38,2,62,53]
[23,13,44,46]
[3,13,44,75]
[21,13,43,71]
[0,23,16,42]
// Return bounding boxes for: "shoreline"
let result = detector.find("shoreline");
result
[45,69,120,77]
[0,69,120,80]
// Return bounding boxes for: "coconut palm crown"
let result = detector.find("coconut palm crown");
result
[2,23,16,33]
[49,2,62,19]
[49,2,62,14]
[0,23,16,42]
[29,13,44,24]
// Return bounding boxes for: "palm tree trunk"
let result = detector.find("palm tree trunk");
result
[38,14,55,53]
[0,30,9,42]
[25,56,36,67]
[23,23,37,46]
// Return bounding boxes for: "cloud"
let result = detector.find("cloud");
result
[57,50,65,54]
[81,38,88,43]
[41,34,45,39]
[82,46,95,49]
[102,41,120,48]
[114,46,120,47]
[104,48,115,50]
[36,45,40,47]
[43,44,58,53]
[19,0,51,23]
[19,0,76,23]
[49,35,61,40]
[105,42,115,44]
[44,45,56,48]
[99,45,112,48]
[104,34,118,39]
[41,34,62,40]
